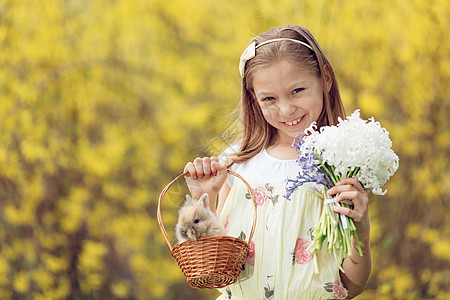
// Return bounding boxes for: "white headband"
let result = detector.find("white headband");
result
[239,38,314,78]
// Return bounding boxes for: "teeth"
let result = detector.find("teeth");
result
[285,117,302,126]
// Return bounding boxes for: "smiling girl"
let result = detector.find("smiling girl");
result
[184,25,371,299]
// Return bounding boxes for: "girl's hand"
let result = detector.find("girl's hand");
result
[183,156,227,202]
[327,178,370,241]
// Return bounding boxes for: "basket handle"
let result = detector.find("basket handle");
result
[157,169,257,251]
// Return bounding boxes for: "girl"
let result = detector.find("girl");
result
[184,25,371,299]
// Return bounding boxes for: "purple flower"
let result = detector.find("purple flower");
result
[285,134,332,200]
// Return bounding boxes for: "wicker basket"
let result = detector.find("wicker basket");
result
[157,169,257,289]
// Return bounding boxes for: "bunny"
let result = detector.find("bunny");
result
[175,193,226,243]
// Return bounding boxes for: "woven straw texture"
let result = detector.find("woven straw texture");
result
[157,170,256,289]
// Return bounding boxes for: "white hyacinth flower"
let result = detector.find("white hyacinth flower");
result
[300,109,399,195]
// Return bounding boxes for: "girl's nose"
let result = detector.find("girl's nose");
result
[277,98,295,116]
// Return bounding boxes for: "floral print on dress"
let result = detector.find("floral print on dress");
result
[292,237,313,265]
[254,186,267,206]
[324,280,348,299]
[245,241,256,266]
[238,231,255,269]
[224,215,230,233]
[263,284,274,300]
[224,287,232,299]
[245,183,279,206]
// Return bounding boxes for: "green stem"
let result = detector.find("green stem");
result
[315,150,339,184]
[341,202,363,257]
[353,230,363,256]
[348,167,360,178]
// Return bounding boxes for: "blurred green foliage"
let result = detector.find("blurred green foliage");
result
[0,0,448,299]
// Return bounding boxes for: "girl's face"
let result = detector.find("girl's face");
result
[252,60,330,145]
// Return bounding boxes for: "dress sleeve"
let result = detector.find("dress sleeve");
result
[219,145,240,188]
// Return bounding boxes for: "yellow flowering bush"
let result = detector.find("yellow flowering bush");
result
[0,0,448,299]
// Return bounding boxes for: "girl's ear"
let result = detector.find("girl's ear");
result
[199,193,210,209]
[323,64,333,93]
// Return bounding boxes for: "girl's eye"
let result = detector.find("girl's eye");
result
[262,96,275,101]
[292,88,304,94]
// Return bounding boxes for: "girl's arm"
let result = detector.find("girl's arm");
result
[327,178,372,299]
[340,233,372,299]
[216,182,231,218]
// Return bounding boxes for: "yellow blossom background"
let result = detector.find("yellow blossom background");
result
[0,0,449,299]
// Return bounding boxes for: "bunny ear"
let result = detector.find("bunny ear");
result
[199,193,210,209]
[185,194,194,205]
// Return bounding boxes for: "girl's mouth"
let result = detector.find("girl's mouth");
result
[283,115,305,126]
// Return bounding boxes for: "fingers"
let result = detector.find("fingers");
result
[327,177,369,223]
[184,161,197,179]
[341,177,365,193]
[328,178,366,203]
[211,156,226,176]
[332,203,364,223]
[202,157,212,177]
[328,190,358,203]
[184,156,225,179]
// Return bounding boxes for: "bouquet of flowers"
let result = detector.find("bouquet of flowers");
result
[286,110,399,271]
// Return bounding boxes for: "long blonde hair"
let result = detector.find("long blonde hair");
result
[230,25,345,164]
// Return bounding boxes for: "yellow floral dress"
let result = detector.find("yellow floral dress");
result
[216,149,348,300]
